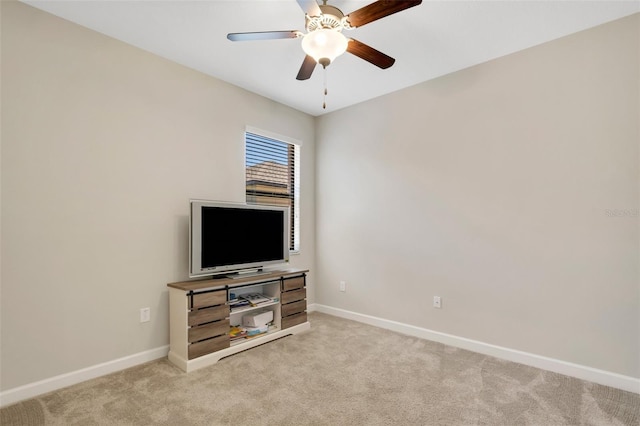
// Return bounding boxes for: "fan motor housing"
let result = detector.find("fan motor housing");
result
[306,5,345,32]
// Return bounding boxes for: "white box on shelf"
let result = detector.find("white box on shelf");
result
[242,310,273,327]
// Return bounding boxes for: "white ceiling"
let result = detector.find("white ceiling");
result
[23,1,640,116]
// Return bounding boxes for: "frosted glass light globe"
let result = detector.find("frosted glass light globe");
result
[301,28,348,67]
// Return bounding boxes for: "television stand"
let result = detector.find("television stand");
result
[166,269,310,372]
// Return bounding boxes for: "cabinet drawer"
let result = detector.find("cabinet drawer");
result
[281,288,306,305]
[188,334,230,359]
[191,290,226,309]
[189,319,230,343]
[282,312,307,329]
[282,299,306,317]
[188,305,229,327]
[281,276,305,292]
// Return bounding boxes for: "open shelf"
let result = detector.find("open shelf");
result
[229,299,279,314]
[230,325,280,346]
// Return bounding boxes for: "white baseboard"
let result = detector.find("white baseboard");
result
[0,345,169,408]
[311,304,640,394]
[2,304,637,407]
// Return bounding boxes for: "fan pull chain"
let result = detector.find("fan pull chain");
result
[322,65,328,109]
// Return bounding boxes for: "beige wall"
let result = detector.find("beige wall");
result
[1,0,638,394]
[316,14,639,377]
[0,1,315,390]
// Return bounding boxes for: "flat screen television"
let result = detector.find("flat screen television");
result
[189,200,290,278]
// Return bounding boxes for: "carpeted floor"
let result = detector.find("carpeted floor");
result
[2,312,639,425]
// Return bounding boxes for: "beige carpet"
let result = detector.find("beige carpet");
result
[2,312,639,425]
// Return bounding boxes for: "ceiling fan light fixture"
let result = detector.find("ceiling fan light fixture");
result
[301,28,348,67]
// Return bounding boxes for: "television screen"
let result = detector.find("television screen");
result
[190,200,290,277]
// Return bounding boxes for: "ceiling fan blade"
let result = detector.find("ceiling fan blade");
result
[347,39,395,69]
[346,0,422,28]
[227,31,301,42]
[296,55,317,80]
[296,0,322,16]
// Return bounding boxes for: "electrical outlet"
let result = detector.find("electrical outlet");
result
[339,281,346,292]
[140,307,151,323]
[433,296,442,309]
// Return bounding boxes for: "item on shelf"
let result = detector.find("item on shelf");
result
[245,324,269,336]
[242,309,274,328]
[229,299,251,309]
[239,293,272,306]
[229,325,247,341]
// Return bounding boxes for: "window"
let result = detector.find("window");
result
[245,131,300,252]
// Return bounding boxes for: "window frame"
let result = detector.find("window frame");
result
[245,127,301,254]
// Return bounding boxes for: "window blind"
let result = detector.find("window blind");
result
[245,132,300,252]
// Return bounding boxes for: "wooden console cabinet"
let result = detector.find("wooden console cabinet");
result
[167,269,310,372]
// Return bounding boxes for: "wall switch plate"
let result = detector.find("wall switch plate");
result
[140,307,151,323]
[339,281,346,292]
[433,296,442,309]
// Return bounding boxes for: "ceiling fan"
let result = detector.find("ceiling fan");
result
[227,0,423,81]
